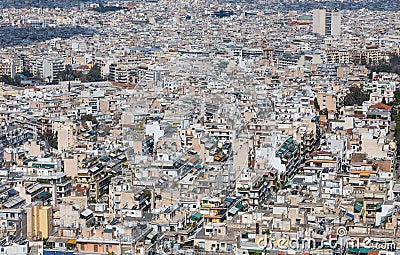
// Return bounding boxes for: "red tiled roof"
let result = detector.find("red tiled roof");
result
[368,102,392,111]
[24,86,40,91]
[111,81,135,88]
[75,65,90,70]
[310,151,332,156]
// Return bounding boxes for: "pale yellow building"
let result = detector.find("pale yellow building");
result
[26,202,53,241]
[56,124,76,151]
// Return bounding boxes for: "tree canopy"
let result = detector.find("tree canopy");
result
[59,64,104,83]
[86,64,104,82]
[368,54,400,75]
[40,130,58,149]
[1,75,21,86]
[344,87,370,106]
[59,64,85,81]
[81,114,99,126]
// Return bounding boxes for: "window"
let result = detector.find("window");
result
[199,242,205,249]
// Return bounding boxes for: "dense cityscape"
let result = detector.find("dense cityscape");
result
[0,0,400,255]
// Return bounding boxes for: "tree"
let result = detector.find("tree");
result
[40,130,58,149]
[13,75,21,86]
[22,68,33,78]
[2,75,21,86]
[368,54,400,75]
[319,108,328,116]
[1,75,13,85]
[314,97,320,110]
[392,90,400,105]
[81,114,99,126]
[344,87,370,106]
[59,64,85,82]
[59,64,74,81]
[86,64,103,82]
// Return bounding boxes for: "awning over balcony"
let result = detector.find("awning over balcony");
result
[67,239,76,245]
[190,212,202,221]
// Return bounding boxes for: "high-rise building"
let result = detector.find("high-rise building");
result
[312,9,341,36]
[26,202,53,241]
[29,57,65,83]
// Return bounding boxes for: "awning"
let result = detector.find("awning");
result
[282,144,289,150]
[376,202,383,211]
[225,198,234,203]
[190,212,202,221]
[354,202,363,213]
[147,229,157,239]
[348,247,376,254]
[228,207,239,215]
[247,249,263,253]
[235,203,244,211]
[359,172,370,177]
[67,239,76,245]
[81,209,93,218]
[36,191,50,199]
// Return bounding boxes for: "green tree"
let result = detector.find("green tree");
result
[344,87,370,106]
[81,114,99,126]
[1,75,13,85]
[393,90,400,105]
[2,75,22,86]
[86,64,103,82]
[22,68,33,78]
[319,108,328,116]
[314,97,320,110]
[40,130,58,149]
[368,54,400,75]
[13,74,21,86]
[59,64,85,82]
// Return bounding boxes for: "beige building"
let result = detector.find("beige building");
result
[26,202,53,241]
[193,223,237,252]
[57,124,76,151]
[317,92,337,113]
[313,9,341,36]
[63,154,79,177]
